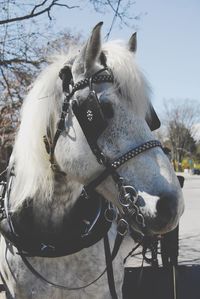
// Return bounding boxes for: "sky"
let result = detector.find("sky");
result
[53,0,200,115]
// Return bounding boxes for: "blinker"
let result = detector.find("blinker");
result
[72,90,108,148]
[146,103,161,131]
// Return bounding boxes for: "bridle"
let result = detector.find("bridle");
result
[44,65,162,236]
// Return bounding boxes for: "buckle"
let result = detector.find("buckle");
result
[104,207,117,222]
[117,218,128,236]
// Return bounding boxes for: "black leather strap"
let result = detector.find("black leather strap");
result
[104,233,118,299]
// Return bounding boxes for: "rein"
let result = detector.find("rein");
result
[44,67,114,170]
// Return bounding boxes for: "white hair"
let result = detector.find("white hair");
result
[103,41,151,116]
[11,51,78,208]
[11,42,151,208]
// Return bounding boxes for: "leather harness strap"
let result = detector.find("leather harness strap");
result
[104,234,119,299]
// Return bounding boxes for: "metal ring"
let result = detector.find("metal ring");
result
[118,185,138,207]
[136,214,145,228]
[104,208,117,222]
[117,218,128,236]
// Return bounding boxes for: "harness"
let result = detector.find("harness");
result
[0,66,162,298]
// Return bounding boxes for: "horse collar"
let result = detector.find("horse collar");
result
[0,178,112,258]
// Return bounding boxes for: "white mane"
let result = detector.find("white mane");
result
[11,41,151,208]
[103,41,151,116]
[11,51,78,208]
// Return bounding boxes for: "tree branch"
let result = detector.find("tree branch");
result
[105,0,122,40]
[0,1,79,25]
[0,58,44,67]
[0,66,13,99]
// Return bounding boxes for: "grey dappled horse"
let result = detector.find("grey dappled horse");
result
[0,23,184,299]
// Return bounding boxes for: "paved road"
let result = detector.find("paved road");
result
[179,174,200,265]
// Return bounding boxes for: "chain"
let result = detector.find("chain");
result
[142,236,159,267]
[0,181,6,221]
[104,176,146,237]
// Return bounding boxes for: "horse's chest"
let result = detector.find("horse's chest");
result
[0,230,124,299]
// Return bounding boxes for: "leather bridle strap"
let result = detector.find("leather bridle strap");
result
[45,68,114,169]
[85,140,162,192]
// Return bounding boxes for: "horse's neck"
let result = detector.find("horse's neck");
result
[11,174,82,232]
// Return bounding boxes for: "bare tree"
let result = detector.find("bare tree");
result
[162,99,200,169]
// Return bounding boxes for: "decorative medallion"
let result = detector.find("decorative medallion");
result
[87,110,93,122]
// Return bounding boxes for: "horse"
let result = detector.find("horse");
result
[0,22,184,299]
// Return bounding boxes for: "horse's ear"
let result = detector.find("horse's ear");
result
[128,32,137,53]
[84,22,103,71]
[146,103,161,131]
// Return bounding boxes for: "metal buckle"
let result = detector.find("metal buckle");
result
[0,182,7,221]
[118,185,138,207]
[0,181,6,199]
[136,213,146,228]
[104,207,117,222]
[41,243,55,253]
[117,218,128,236]
[0,182,6,208]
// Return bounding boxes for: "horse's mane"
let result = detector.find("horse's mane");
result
[11,41,151,208]
[102,41,151,116]
[11,52,78,208]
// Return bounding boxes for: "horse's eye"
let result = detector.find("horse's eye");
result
[100,101,114,119]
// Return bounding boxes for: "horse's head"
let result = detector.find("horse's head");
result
[53,23,184,236]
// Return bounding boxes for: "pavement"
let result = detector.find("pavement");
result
[178,173,200,265]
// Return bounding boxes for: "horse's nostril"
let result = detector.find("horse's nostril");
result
[156,193,177,222]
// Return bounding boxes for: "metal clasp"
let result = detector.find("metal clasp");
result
[117,218,128,236]
[118,185,138,207]
[104,203,117,222]
[0,181,6,220]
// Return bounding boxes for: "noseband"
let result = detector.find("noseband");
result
[44,66,162,236]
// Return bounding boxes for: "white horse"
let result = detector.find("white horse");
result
[0,23,184,299]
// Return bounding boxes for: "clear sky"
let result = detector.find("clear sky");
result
[53,0,200,114]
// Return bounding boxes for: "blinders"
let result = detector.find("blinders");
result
[72,88,108,151]
[145,102,161,131]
